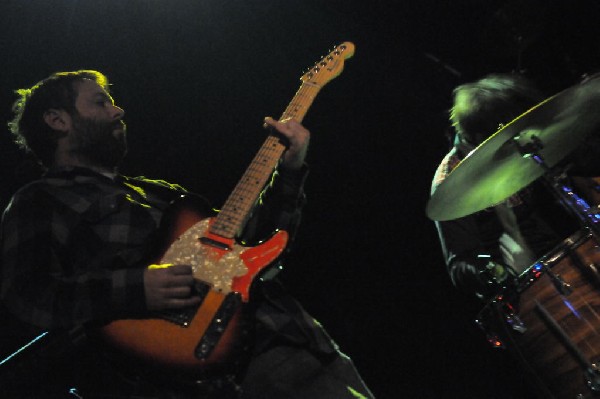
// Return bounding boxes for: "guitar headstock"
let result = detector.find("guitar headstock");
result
[301,42,355,87]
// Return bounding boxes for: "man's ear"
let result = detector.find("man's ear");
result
[43,109,71,132]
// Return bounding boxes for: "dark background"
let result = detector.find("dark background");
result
[2,0,600,397]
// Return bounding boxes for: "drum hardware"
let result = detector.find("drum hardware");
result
[474,317,505,349]
[544,169,600,236]
[518,231,592,290]
[535,297,600,394]
[521,255,574,297]
[571,249,600,288]
[585,364,600,393]
[502,301,527,334]
[493,256,576,336]
[477,254,516,295]
[511,125,600,237]
[475,306,507,349]
[531,260,573,297]
[476,294,527,350]
[549,272,572,296]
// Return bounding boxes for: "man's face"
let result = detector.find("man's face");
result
[68,79,127,169]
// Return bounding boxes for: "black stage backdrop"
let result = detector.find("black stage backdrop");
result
[1,1,600,398]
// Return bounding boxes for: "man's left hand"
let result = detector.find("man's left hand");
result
[264,116,310,170]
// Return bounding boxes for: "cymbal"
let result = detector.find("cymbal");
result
[427,75,600,221]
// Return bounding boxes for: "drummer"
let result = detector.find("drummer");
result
[431,73,582,299]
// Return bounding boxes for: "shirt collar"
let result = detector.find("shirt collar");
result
[44,165,120,182]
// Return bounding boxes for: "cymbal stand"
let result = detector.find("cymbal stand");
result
[515,135,600,234]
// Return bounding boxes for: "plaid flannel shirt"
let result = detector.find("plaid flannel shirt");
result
[0,165,307,330]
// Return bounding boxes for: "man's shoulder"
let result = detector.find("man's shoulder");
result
[6,169,104,209]
[126,176,188,193]
[9,178,54,200]
[1,179,55,219]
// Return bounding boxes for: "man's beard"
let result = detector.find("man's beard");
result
[69,115,128,170]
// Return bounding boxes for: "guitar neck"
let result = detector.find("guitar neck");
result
[209,82,321,239]
[208,41,355,239]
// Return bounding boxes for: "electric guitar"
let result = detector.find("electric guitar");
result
[99,42,355,370]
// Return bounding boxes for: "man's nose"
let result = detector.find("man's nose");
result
[111,104,125,119]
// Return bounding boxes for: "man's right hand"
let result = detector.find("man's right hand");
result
[143,264,203,310]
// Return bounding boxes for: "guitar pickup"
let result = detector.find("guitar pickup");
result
[199,236,231,251]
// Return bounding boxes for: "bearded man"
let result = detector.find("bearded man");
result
[0,70,374,399]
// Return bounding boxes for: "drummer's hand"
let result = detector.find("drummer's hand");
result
[488,262,509,282]
[475,257,511,299]
[264,116,310,170]
[143,264,203,310]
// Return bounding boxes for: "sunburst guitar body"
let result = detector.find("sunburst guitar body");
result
[101,199,288,369]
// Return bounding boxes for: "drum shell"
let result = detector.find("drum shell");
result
[478,229,600,399]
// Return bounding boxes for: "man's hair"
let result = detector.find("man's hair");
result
[449,73,544,146]
[8,70,110,166]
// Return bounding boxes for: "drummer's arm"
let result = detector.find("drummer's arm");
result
[435,217,507,299]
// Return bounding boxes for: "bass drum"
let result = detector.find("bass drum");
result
[478,229,600,398]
